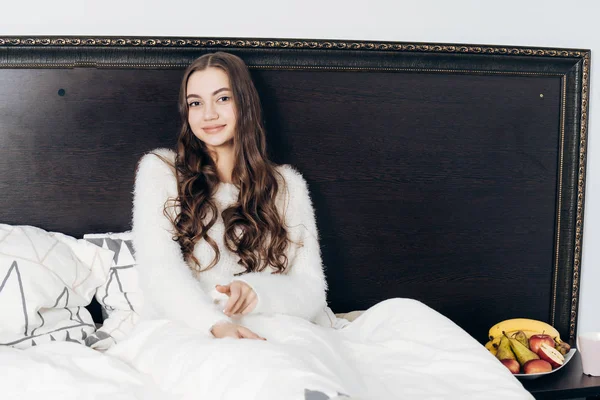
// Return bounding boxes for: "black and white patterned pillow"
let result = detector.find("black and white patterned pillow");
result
[0,224,114,349]
[83,231,141,350]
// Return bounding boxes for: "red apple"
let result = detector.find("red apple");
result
[523,359,553,374]
[538,343,565,368]
[500,359,520,374]
[529,334,555,354]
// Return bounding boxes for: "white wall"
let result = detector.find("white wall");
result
[3,0,599,335]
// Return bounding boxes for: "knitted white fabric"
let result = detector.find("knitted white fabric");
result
[132,149,329,334]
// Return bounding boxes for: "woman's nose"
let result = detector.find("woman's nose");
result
[203,104,218,120]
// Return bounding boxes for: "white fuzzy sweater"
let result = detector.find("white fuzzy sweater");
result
[132,149,328,334]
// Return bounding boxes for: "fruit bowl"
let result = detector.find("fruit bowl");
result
[515,349,576,380]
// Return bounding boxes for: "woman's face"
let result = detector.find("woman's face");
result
[186,67,236,151]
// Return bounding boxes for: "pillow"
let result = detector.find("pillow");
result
[83,231,142,350]
[0,224,114,349]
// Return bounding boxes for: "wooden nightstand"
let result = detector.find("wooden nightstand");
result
[522,351,600,399]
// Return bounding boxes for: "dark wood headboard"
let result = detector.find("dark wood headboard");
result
[0,37,590,343]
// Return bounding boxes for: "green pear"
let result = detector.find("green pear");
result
[555,341,571,356]
[511,330,530,349]
[508,335,540,366]
[496,335,516,361]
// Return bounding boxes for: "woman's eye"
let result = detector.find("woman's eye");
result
[189,101,201,107]
[217,96,231,102]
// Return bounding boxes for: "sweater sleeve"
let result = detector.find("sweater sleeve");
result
[234,166,328,322]
[132,149,230,334]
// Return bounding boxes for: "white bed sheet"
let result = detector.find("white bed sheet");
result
[0,341,170,400]
[0,298,534,400]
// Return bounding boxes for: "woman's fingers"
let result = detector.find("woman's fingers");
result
[211,322,266,341]
[211,322,241,339]
[231,289,251,315]
[239,293,257,315]
[215,284,230,294]
[234,297,251,316]
[238,326,266,340]
[222,281,257,316]
[223,284,242,315]
[227,284,251,315]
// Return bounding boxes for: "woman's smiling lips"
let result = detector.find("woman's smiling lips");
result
[202,124,226,133]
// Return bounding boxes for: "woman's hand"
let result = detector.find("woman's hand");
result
[216,281,258,317]
[210,322,266,340]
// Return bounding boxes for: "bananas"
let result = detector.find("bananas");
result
[488,318,560,343]
[484,318,571,360]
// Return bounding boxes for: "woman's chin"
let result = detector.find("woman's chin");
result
[202,138,234,150]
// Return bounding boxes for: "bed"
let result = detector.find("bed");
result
[0,36,590,399]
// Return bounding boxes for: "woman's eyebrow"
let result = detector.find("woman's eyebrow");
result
[212,87,231,95]
[186,87,231,100]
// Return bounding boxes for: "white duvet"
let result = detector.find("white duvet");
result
[0,299,533,400]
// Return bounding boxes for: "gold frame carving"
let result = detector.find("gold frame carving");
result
[0,36,589,58]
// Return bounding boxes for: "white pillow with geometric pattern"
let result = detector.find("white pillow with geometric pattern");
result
[83,231,142,350]
[0,224,114,349]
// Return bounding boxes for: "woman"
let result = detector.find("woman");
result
[132,51,329,340]
[125,52,534,399]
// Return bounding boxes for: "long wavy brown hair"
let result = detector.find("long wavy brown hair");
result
[165,52,289,275]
